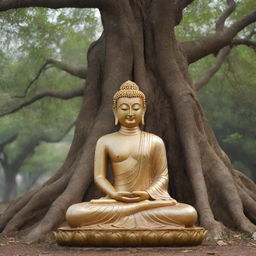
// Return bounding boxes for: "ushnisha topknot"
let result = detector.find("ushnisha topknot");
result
[113,80,146,109]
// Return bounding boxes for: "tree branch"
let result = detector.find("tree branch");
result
[195,21,256,90]
[231,39,256,49]
[15,59,87,99]
[0,134,18,176]
[182,9,256,63]
[41,121,75,143]
[247,29,256,38]
[46,59,87,79]
[15,62,50,99]
[10,139,40,173]
[0,151,9,171]
[3,121,74,179]
[180,0,195,9]
[175,0,195,26]
[0,86,84,118]
[8,121,74,173]
[194,47,231,90]
[0,134,18,152]
[194,1,236,90]
[230,27,256,49]
[216,0,236,32]
[0,0,107,12]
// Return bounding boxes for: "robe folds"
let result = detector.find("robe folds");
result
[66,132,197,229]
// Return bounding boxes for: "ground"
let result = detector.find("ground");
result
[1,205,256,256]
[0,232,256,256]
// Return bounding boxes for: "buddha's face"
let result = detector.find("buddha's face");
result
[114,97,145,127]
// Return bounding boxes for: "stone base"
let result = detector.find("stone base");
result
[54,227,207,247]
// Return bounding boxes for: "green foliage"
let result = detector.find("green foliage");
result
[176,1,256,180]
[0,8,100,199]
[197,47,256,180]
[176,0,256,40]
[17,140,71,193]
[0,8,99,97]
[21,141,71,174]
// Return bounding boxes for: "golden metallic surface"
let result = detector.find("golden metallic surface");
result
[113,81,146,109]
[60,81,206,246]
[54,227,207,247]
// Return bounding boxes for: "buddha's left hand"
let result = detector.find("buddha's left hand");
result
[131,191,150,201]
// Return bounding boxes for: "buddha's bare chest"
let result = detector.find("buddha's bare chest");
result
[106,136,142,162]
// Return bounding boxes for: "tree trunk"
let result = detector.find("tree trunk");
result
[0,0,255,241]
[3,171,17,203]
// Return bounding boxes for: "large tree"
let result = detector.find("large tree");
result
[0,0,256,242]
[0,123,73,202]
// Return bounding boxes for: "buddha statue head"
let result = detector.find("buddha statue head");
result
[113,81,146,127]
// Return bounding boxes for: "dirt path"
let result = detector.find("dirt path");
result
[0,235,256,256]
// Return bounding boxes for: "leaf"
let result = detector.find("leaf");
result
[216,240,228,246]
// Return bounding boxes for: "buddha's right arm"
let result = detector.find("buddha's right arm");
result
[94,138,117,198]
[94,137,139,202]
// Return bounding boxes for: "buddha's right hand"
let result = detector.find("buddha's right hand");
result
[110,191,141,203]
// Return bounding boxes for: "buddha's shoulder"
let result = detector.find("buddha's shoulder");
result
[96,132,119,144]
[142,131,165,145]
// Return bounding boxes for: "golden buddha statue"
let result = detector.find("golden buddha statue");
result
[56,81,206,246]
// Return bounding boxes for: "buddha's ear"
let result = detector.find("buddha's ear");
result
[113,109,118,126]
[141,109,146,125]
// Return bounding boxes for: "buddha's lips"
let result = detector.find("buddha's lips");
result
[126,117,135,121]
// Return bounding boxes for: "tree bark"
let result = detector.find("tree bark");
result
[0,0,255,242]
[0,86,83,118]
[3,171,17,202]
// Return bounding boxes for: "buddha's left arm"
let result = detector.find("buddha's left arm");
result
[146,138,175,201]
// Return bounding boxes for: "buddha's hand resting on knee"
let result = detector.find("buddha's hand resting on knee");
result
[168,198,177,205]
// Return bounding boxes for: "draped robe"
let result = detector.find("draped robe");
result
[66,132,197,229]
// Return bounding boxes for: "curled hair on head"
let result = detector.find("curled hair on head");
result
[113,80,146,109]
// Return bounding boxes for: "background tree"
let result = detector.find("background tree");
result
[0,119,73,202]
[176,1,256,181]
[0,9,98,200]
[198,48,256,181]
[17,141,73,194]
[0,9,97,202]
[0,0,255,242]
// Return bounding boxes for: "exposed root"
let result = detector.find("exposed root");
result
[234,170,256,195]
[0,190,37,231]
[205,221,226,240]
[3,171,73,234]
[235,174,256,202]
[238,185,256,224]
[200,137,254,231]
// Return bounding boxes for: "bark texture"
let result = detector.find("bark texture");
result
[0,0,256,241]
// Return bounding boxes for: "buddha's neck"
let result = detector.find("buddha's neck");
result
[119,126,141,135]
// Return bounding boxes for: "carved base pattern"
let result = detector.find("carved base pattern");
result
[54,227,207,247]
